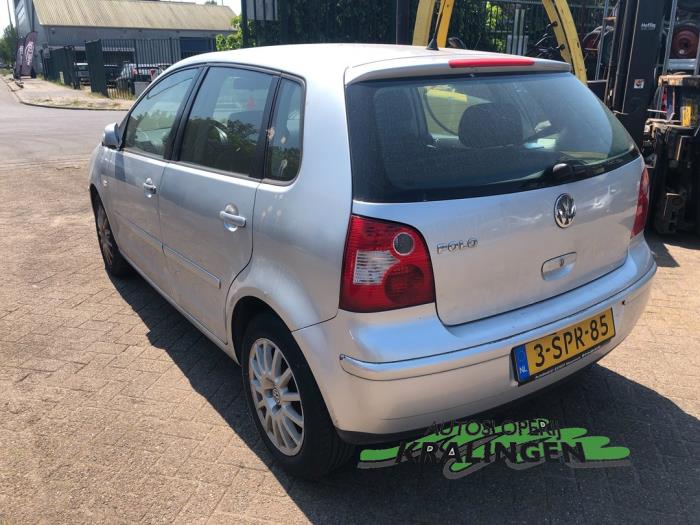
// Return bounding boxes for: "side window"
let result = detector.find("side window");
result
[123,68,197,158]
[179,67,273,176]
[266,79,303,182]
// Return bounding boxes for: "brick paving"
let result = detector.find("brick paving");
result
[1,164,699,521]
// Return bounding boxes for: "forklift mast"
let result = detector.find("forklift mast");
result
[605,0,666,147]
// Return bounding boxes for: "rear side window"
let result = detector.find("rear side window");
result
[346,72,637,202]
[266,79,303,182]
[179,67,273,176]
[123,68,197,158]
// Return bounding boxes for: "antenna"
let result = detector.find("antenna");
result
[426,1,446,51]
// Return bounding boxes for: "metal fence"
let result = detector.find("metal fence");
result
[246,0,605,58]
[447,1,605,54]
[41,46,79,88]
[41,37,215,100]
[94,38,188,99]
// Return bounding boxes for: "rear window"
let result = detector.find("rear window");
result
[346,72,637,202]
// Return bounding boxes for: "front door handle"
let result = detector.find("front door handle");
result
[219,204,246,231]
[143,178,157,196]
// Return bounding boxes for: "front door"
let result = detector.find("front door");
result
[110,68,198,291]
[159,66,276,341]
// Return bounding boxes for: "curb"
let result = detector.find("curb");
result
[15,99,128,111]
[1,77,128,112]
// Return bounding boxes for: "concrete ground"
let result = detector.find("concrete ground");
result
[0,80,699,524]
[2,75,132,111]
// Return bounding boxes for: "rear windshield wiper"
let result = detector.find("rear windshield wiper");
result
[518,159,589,191]
[545,160,589,182]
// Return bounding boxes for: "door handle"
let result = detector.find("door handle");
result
[219,204,246,231]
[143,178,157,196]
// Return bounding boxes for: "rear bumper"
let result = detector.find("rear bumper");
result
[292,240,656,442]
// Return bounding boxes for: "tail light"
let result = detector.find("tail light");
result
[631,167,650,238]
[340,215,435,312]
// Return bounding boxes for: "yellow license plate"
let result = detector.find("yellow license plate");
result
[513,308,616,383]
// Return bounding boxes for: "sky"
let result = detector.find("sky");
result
[1,0,242,32]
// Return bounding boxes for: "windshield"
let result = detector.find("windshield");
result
[346,72,637,202]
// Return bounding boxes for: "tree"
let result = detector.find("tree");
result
[0,25,18,65]
[216,15,244,51]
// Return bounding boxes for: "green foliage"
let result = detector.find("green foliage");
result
[485,1,505,52]
[0,25,19,65]
[215,15,244,51]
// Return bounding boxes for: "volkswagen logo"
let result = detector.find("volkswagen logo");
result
[554,194,576,228]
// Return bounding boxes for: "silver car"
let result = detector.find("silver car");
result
[89,44,656,477]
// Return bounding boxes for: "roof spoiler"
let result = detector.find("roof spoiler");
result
[345,54,570,85]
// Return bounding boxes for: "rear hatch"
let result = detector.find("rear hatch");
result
[345,61,641,326]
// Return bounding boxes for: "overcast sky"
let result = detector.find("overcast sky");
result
[1,0,242,33]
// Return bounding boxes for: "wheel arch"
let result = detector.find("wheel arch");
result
[230,295,285,363]
[89,183,101,211]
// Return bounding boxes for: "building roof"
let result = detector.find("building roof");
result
[33,0,236,31]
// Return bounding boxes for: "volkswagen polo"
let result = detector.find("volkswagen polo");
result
[89,44,656,477]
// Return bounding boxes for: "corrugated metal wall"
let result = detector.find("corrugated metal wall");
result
[31,0,235,31]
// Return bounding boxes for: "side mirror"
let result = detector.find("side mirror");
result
[102,122,121,149]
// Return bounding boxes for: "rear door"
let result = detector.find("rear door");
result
[158,66,277,342]
[346,71,642,326]
[110,67,199,291]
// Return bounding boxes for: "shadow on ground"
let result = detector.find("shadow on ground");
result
[109,269,700,524]
[647,232,700,268]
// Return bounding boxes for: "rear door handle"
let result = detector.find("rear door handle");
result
[219,204,246,230]
[143,178,157,196]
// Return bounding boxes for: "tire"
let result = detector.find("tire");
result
[241,313,354,478]
[671,23,700,59]
[93,198,131,277]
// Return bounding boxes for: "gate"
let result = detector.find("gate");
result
[43,46,78,88]
[87,38,213,99]
[85,40,108,96]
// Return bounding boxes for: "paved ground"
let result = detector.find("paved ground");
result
[0,80,699,524]
[2,75,132,111]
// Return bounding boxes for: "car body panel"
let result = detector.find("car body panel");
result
[225,67,353,338]
[159,162,259,342]
[110,150,170,293]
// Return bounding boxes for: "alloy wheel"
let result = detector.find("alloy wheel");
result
[248,338,304,456]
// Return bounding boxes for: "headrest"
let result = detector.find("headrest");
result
[458,102,523,149]
[374,89,415,127]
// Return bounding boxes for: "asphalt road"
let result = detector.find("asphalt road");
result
[0,84,125,166]
[0,81,699,524]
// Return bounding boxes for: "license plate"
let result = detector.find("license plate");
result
[512,308,616,383]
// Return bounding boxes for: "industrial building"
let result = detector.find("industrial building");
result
[13,0,235,73]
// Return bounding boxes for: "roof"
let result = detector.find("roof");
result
[33,0,235,31]
[176,43,570,83]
